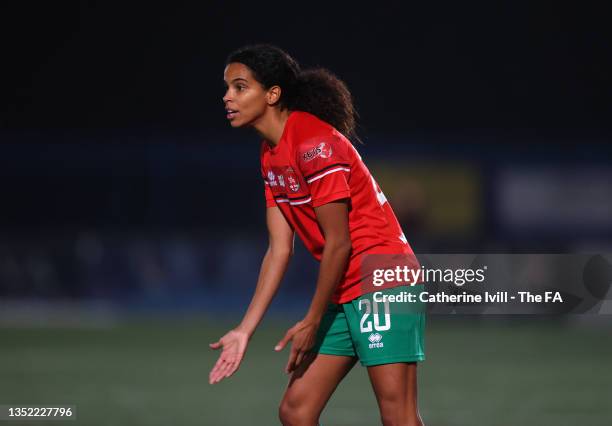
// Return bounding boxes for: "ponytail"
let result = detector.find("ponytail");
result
[290,68,360,143]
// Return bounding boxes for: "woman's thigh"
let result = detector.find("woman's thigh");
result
[367,362,422,425]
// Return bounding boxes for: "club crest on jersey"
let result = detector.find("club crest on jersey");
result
[302,142,333,162]
[284,167,300,192]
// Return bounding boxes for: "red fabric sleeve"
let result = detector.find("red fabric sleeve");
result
[264,181,276,207]
[296,131,351,207]
[261,144,276,208]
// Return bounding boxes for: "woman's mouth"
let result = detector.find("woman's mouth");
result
[226,109,239,119]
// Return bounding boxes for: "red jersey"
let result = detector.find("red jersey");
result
[260,111,417,303]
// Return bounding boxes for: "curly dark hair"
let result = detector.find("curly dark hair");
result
[226,44,360,143]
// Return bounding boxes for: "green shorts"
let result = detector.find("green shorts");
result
[310,285,426,366]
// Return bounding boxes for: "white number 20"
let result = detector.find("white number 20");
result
[359,298,391,333]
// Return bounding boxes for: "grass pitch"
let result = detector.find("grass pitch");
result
[1,317,611,425]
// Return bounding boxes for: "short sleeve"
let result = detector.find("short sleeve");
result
[264,179,276,207]
[260,146,276,208]
[296,131,351,208]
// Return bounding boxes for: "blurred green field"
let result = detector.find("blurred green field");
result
[1,317,611,426]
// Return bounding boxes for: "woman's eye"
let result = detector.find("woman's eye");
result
[236,85,245,91]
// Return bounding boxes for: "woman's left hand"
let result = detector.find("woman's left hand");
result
[275,319,320,373]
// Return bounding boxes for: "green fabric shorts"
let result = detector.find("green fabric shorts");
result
[310,285,426,366]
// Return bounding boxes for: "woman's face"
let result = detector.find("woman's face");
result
[223,62,268,128]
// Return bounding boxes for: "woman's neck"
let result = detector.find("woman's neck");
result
[254,108,292,147]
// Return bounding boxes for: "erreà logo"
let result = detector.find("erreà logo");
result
[368,332,384,349]
[302,142,333,162]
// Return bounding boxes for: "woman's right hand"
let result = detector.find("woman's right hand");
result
[208,328,250,384]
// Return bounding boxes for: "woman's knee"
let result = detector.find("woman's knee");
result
[278,397,319,426]
[378,399,423,426]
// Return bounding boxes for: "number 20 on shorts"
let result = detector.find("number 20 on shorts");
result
[359,298,391,333]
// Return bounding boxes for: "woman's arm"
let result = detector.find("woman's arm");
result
[236,205,295,336]
[275,199,351,373]
[303,200,352,323]
[208,206,294,384]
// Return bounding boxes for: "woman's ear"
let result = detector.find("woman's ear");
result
[266,85,282,105]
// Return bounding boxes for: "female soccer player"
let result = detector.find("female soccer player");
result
[209,45,426,426]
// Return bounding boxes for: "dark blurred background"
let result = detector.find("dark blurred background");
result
[1,2,611,425]
[1,1,610,307]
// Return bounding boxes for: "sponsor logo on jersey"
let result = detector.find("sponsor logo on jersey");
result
[368,332,384,349]
[267,170,278,187]
[302,142,333,162]
[285,167,300,192]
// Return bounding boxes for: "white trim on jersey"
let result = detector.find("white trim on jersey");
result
[274,197,312,205]
[289,197,312,205]
[306,167,350,184]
